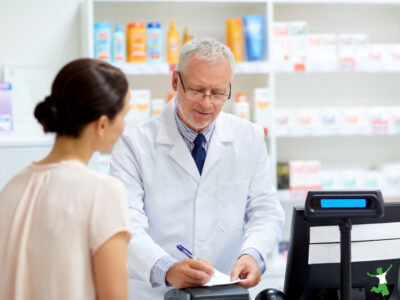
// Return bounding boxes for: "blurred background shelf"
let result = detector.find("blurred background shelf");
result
[0,136,54,148]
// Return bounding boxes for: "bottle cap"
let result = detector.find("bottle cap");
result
[128,22,145,29]
[170,19,177,29]
[115,23,122,32]
[94,22,111,30]
[148,22,161,29]
[235,92,247,102]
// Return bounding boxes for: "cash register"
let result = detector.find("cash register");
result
[164,284,249,300]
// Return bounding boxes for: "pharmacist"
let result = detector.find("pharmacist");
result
[110,38,284,300]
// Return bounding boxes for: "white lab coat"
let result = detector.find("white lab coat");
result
[110,99,284,300]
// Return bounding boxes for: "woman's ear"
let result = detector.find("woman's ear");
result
[94,115,109,137]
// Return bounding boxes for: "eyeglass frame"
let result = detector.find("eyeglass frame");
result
[177,71,231,103]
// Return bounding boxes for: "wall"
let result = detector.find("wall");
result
[0,0,83,187]
[0,0,82,77]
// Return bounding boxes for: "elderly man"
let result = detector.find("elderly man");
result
[111,38,284,300]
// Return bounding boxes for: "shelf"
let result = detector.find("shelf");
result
[273,0,400,4]
[94,0,267,2]
[273,63,400,73]
[0,136,54,147]
[275,69,400,74]
[112,62,400,75]
[93,0,400,3]
[275,132,400,138]
[80,0,400,195]
[113,61,271,75]
[235,61,271,74]
[115,63,170,75]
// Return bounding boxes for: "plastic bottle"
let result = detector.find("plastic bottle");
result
[147,22,163,63]
[167,19,180,65]
[112,23,125,63]
[234,91,249,120]
[235,92,247,103]
[127,22,146,63]
[182,26,193,46]
[226,18,244,62]
[243,15,265,61]
[94,22,111,62]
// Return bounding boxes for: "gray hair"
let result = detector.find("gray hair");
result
[176,38,235,78]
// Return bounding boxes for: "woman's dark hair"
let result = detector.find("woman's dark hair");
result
[34,58,129,137]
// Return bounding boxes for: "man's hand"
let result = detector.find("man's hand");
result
[166,258,214,289]
[230,254,261,289]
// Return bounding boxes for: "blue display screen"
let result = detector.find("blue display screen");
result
[320,199,367,208]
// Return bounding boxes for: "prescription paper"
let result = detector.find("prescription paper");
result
[203,268,244,287]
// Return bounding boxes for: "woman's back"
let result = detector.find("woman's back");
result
[0,160,128,300]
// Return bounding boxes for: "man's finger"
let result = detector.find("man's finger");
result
[230,263,243,281]
[183,266,212,283]
[186,259,214,276]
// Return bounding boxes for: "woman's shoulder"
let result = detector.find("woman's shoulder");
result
[61,161,124,190]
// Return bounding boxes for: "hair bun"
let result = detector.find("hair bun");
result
[34,95,61,134]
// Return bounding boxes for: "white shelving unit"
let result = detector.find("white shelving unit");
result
[82,0,400,247]
[80,0,400,296]
[82,0,400,200]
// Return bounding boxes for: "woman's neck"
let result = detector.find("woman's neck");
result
[37,135,94,166]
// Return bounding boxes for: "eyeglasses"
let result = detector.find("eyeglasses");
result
[177,71,231,103]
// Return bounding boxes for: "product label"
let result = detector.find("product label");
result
[148,31,161,60]
[128,30,146,62]
[97,32,110,60]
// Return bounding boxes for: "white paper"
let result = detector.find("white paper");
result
[203,268,243,287]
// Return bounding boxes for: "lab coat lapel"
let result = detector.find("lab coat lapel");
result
[156,99,200,182]
[202,112,235,177]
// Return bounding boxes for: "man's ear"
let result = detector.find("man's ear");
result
[94,115,109,137]
[172,71,178,92]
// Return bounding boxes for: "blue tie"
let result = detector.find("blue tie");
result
[192,133,206,175]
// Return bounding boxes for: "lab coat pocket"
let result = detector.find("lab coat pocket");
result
[217,181,248,233]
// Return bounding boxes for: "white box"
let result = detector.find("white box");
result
[319,107,342,136]
[289,21,308,71]
[339,169,365,190]
[289,160,321,201]
[364,44,386,72]
[352,34,369,72]
[381,163,400,197]
[307,34,337,71]
[368,106,389,135]
[274,108,295,137]
[126,89,151,128]
[321,170,340,190]
[233,102,250,120]
[151,98,166,116]
[293,108,320,136]
[303,160,322,188]
[253,88,271,128]
[337,34,356,72]
[385,44,400,72]
[341,106,370,135]
[388,106,400,134]
[272,22,291,71]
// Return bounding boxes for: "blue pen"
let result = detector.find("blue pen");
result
[177,244,195,259]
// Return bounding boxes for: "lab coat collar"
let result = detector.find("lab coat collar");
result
[156,98,235,181]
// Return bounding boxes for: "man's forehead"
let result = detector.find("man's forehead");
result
[184,59,232,84]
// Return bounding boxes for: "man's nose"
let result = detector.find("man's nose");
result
[199,94,213,107]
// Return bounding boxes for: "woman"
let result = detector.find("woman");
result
[0,58,131,300]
